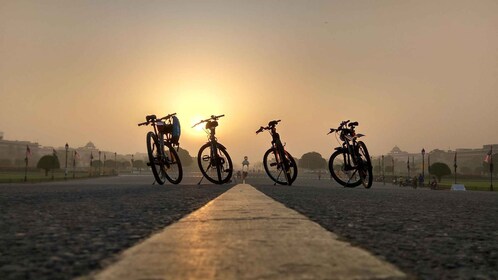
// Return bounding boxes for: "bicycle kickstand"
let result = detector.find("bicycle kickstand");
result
[152,179,157,185]
[197,176,205,185]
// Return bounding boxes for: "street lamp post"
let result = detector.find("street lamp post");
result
[382,155,385,185]
[98,151,101,176]
[114,152,117,175]
[421,148,425,187]
[131,155,134,174]
[73,151,76,179]
[65,143,69,180]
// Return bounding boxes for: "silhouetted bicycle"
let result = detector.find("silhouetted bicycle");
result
[256,120,298,185]
[193,115,233,184]
[138,113,183,185]
[328,120,372,188]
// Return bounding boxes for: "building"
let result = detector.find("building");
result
[384,144,498,176]
[0,133,41,167]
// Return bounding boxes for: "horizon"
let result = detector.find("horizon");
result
[1,1,497,164]
[1,130,495,160]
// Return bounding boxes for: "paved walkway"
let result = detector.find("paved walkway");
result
[92,184,406,279]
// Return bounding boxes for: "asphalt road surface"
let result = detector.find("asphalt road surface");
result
[0,174,233,280]
[1,172,497,279]
[249,173,498,280]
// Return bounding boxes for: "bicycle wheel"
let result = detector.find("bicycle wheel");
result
[162,143,183,184]
[328,150,362,187]
[197,142,233,184]
[263,148,298,185]
[146,132,166,185]
[356,141,373,188]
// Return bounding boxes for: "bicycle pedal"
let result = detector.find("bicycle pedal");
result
[270,163,277,167]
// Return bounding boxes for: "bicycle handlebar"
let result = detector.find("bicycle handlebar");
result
[328,120,359,135]
[192,114,225,128]
[137,113,176,126]
[256,120,281,134]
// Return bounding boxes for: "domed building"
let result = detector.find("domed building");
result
[83,141,96,150]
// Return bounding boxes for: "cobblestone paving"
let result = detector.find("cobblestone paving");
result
[0,176,232,280]
[255,181,498,280]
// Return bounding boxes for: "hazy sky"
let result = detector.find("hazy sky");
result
[1,0,497,164]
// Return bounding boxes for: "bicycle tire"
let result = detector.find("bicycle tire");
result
[162,143,183,184]
[263,148,298,185]
[356,141,373,189]
[146,132,166,185]
[328,150,362,187]
[197,142,233,184]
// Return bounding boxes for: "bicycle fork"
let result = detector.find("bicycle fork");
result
[341,152,360,185]
[271,146,291,185]
[197,142,221,185]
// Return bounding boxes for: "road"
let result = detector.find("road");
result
[1,173,497,279]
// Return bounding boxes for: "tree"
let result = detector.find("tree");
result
[298,152,327,170]
[37,155,60,176]
[429,162,451,182]
[133,160,146,171]
[119,161,131,169]
[177,147,193,167]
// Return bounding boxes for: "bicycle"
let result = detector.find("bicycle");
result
[138,113,183,185]
[256,120,298,185]
[327,120,373,188]
[192,115,233,184]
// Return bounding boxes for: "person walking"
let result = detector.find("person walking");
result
[242,156,250,183]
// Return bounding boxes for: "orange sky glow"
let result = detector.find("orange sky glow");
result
[1,0,497,165]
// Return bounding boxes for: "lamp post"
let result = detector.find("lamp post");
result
[98,151,101,176]
[114,152,117,175]
[421,148,425,187]
[73,150,76,179]
[131,155,134,174]
[65,143,69,179]
[382,155,385,185]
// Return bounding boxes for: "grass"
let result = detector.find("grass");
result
[437,178,496,192]
[0,170,117,184]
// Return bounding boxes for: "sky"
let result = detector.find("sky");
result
[1,0,497,165]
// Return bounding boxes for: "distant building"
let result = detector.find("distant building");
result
[384,144,498,175]
[0,133,41,167]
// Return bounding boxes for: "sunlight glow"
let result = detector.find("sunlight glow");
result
[172,82,227,139]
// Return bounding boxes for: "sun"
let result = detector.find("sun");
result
[175,93,225,139]
[190,115,206,132]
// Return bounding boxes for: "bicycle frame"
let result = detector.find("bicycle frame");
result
[269,127,287,165]
[138,113,183,185]
[193,115,233,185]
[338,134,360,170]
[139,115,176,159]
[256,120,297,185]
[206,125,220,167]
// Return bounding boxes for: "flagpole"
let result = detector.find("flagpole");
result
[491,146,494,191]
[73,151,76,179]
[24,156,28,182]
[90,152,94,177]
[454,152,457,184]
[24,145,30,182]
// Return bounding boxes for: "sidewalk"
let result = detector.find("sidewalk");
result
[91,184,406,279]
